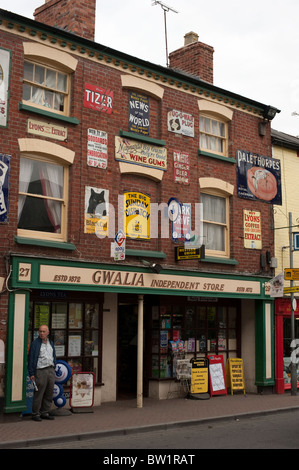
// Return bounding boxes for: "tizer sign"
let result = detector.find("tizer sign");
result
[84,83,113,114]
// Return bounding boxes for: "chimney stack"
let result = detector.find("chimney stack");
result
[169,32,214,84]
[34,0,96,41]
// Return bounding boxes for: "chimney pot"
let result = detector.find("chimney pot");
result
[184,32,199,46]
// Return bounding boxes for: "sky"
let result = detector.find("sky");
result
[4,0,299,136]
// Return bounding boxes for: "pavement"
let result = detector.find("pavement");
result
[2,391,299,448]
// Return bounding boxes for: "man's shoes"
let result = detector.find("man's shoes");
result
[41,414,55,420]
[32,415,42,422]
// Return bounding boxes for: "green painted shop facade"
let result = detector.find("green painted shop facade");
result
[5,254,274,412]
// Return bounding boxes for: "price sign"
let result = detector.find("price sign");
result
[226,358,245,395]
[190,358,209,395]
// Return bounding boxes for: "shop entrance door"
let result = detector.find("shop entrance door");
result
[117,303,138,398]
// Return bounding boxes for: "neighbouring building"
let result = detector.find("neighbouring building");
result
[272,129,299,394]
[0,1,281,413]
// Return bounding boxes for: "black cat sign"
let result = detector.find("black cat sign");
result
[84,186,109,235]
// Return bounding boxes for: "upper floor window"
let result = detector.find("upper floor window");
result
[23,61,68,114]
[199,177,234,258]
[201,192,229,255]
[199,115,227,156]
[198,100,233,159]
[18,138,75,242]
[18,156,67,239]
[22,42,78,118]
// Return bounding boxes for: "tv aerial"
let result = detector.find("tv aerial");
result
[152,1,178,67]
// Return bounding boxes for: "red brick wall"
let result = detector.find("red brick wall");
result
[0,29,274,275]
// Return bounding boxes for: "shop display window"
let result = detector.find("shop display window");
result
[283,317,299,386]
[149,298,239,379]
[28,300,102,383]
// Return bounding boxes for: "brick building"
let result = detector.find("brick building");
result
[0,1,281,413]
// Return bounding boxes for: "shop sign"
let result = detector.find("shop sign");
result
[243,209,262,249]
[0,154,10,222]
[113,229,126,261]
[27,118,67,141]
[173,151,190,185]
[124,191,150,239]
[36,263,261,295]
[172,203,191,241]
[237,149,282,204]
[87,128,107,169]
[0,48,11,128]
[167,109,194,137]
[269,272,284,297]
[84,83,113,114]
[128,92,149,136]
[115,136,167,170]
[84,186,109,235]
[175,245,205,261]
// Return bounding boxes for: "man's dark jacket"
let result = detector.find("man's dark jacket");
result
[28,337,57,377]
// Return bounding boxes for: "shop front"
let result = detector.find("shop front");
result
[4,255,274,412]
[275,298,299,394]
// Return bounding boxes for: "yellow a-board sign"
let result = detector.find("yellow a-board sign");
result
[226,358,245,395]
[190,358,209,394]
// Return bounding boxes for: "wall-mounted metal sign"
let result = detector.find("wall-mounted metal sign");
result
[0,154,10,222]
[175,245,205,261]
[27,118,67,141]
[128,92,149,136]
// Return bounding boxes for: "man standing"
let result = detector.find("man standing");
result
[28,325,57,421]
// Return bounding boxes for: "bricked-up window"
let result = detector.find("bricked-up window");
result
[22,61,69,115]
[201,192,230,258]
[199,115,227,157]
[18,156,68,241]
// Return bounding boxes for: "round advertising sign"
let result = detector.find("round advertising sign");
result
[55,360,72,385]
[53,383,63,399]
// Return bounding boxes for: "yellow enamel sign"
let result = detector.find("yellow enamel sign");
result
[124,191,150,239]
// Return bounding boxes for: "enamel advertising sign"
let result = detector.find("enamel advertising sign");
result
[84,83,113,114]
[237,149,282,205]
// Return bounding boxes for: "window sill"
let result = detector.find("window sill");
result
[19,103,79,125]
[120,130,166,147]
[198,150,236,164]
[201,256,238,265]
[126,249,166,259]
[14,236,76,250]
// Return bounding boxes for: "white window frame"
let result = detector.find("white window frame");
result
[22,43,78,117]
[198,100,233,158]
[18,138,75,242]
[199,178,234,258]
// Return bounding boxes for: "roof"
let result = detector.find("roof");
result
[271,128,299,151]
[0,8,280,118]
